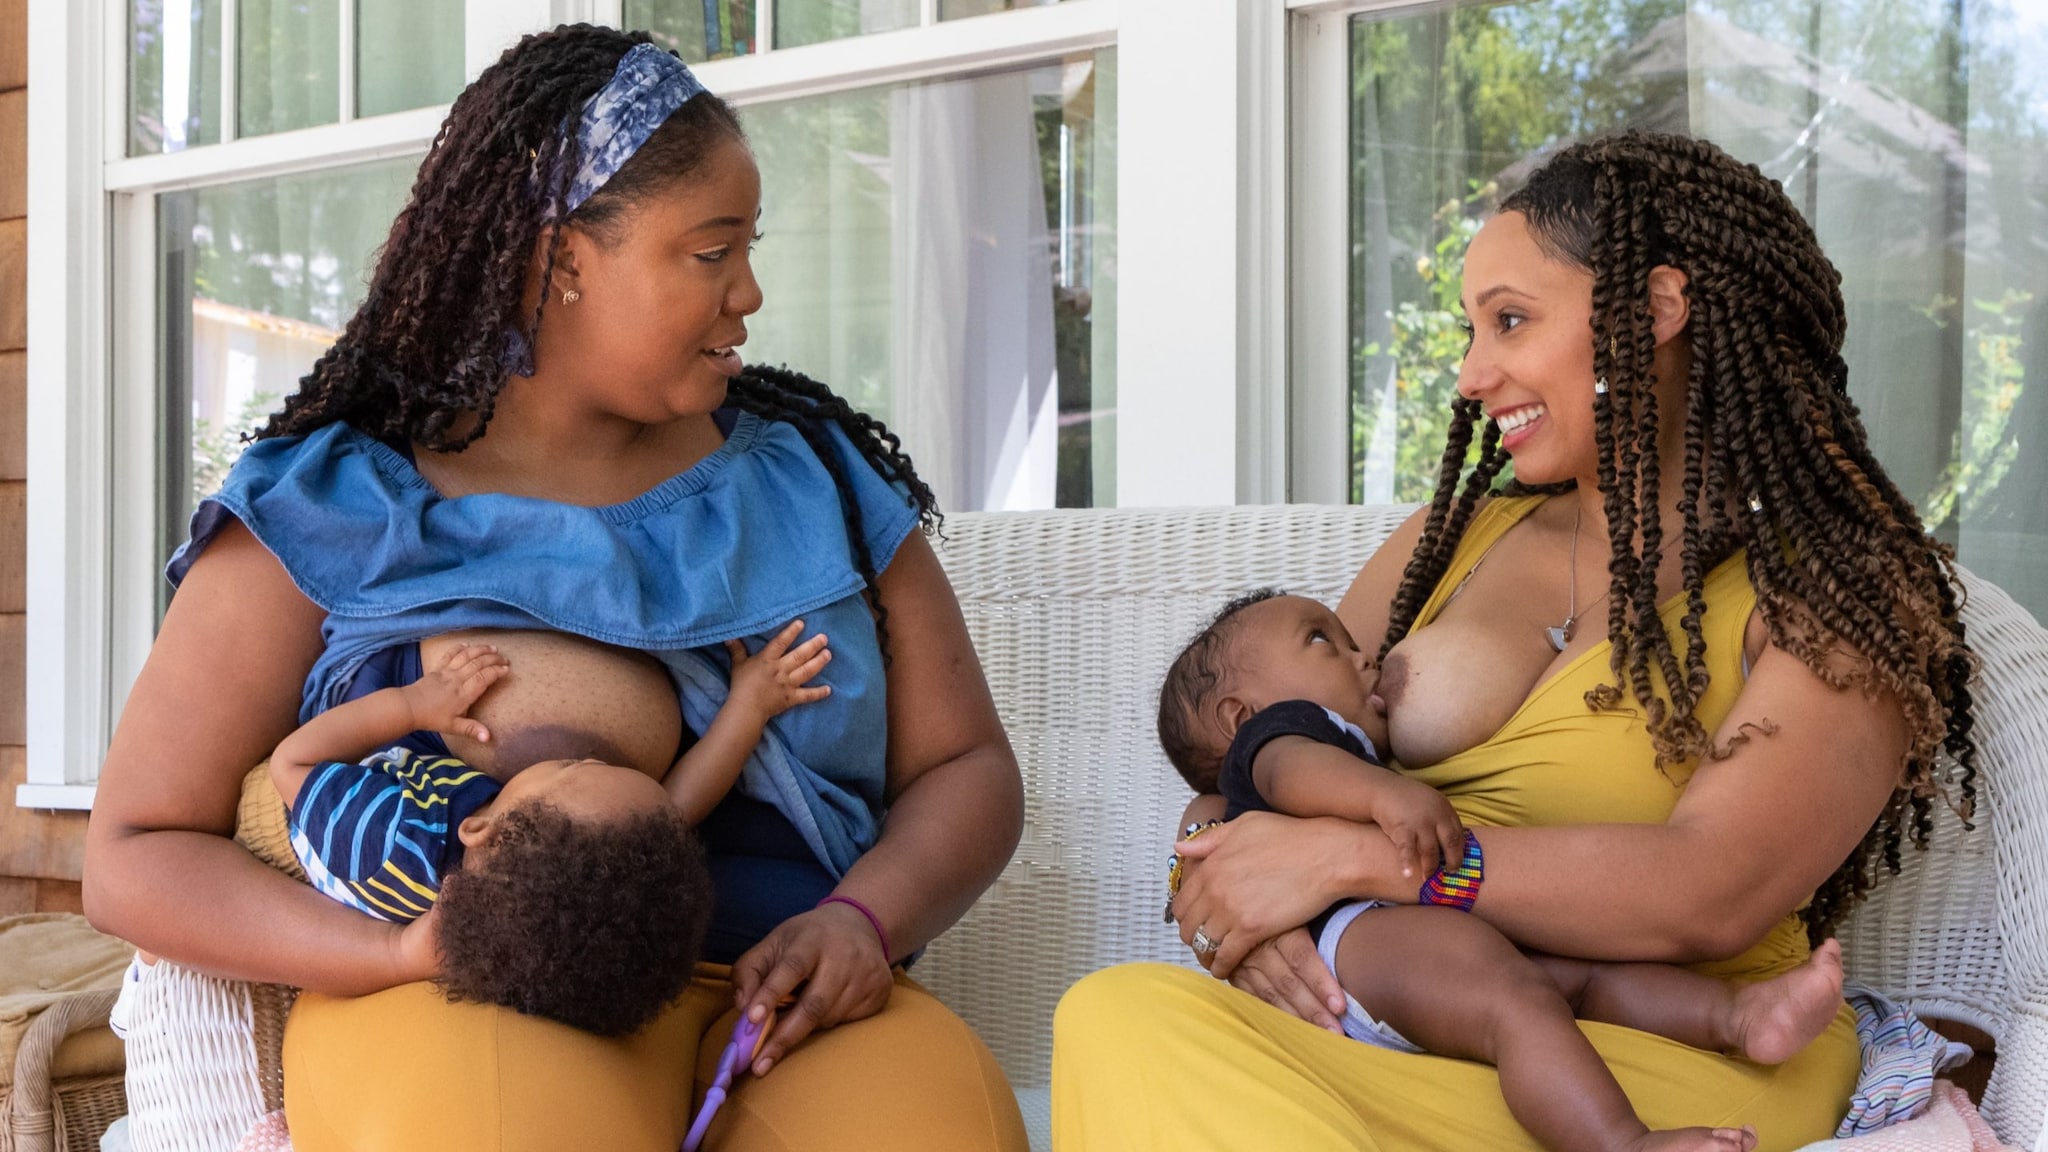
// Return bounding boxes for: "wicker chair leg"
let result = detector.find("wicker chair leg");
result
[8,990,120,1152]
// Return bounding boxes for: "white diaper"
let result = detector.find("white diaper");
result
[1314,900,1425,1054]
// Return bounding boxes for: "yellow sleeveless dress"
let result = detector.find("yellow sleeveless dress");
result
[1050,496,1859,1151]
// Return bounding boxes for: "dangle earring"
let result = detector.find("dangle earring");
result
[562,289,581,305]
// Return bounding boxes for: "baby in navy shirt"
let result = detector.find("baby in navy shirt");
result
[1156,589,1847,1152]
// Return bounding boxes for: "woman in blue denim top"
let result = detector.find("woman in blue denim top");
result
[85,24,1029,1151]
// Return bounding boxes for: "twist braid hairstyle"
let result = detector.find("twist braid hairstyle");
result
[255,24,941,653]
[1382,130,1979,941]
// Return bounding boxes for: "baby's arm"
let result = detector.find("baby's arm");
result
[665,621,832,824]
[268,643,508,808]
[1254,738,1465,880]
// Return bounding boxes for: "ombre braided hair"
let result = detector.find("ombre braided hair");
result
[256,24,938,653]
[1380,131,1979,940]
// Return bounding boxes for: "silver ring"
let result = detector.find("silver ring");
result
[1191,927,1221,955]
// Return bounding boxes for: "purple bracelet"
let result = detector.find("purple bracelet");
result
[818,894,891,962]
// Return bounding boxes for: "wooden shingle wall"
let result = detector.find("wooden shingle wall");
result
[0,0,89,917]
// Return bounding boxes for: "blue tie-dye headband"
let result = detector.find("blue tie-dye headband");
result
[557,41,708,215]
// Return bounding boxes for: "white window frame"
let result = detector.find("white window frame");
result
[24,0,1293,809]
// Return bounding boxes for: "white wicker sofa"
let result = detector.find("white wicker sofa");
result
[127,505,2048,1151]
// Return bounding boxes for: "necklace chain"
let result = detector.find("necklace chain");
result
[1551,502,1611,653]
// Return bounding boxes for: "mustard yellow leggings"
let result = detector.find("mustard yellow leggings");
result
[284,963,1029,1151]
[1051,963,1858,1152]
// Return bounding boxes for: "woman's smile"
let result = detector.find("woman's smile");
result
[1493,402,1548,450]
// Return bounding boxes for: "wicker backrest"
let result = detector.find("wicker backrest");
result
[916,505,2048,1147]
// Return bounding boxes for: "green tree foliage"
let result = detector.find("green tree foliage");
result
[1344,0,2044,540]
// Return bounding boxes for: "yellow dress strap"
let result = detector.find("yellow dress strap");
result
[1410,496,1549,632]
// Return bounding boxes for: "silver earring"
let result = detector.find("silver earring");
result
[1594,377,1609,395]
[562,289,581,305]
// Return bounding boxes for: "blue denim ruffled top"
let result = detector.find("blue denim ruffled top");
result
[166,411,921,878]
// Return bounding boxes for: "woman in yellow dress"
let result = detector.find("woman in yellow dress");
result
[1052,131,1980,1151]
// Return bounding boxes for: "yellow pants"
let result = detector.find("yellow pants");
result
[285,964,1029,1152]
[1051,963,1858,1152]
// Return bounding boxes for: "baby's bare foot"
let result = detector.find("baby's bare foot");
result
[1623,1125,1758,1152]
[1731,938,1844,1065]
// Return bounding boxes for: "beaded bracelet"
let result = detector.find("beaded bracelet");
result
[1162,820,1223,923]
[1418,829,1485,912]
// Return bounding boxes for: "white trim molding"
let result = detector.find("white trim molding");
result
[1286,4,1352,504]
[1113,0,1289,507]
[22,0,114,810]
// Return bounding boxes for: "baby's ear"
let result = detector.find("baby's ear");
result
[1212,694,1257,744]
[456,809,497,851]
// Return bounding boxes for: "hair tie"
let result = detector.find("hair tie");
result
[818,894,891,961]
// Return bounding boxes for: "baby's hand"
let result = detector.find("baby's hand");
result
[1372,775,1466,881]
[725,621,832,726]
[400,642,509,743]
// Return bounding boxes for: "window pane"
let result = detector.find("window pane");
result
[129,0,224,155]
[239,0,341,137]
[157,159,418,586]
[747,50,1117,510]
[626,0,759,61]
[356,0,464,118]
[775,0,918,50]
[940,0,1065,19]
[1345,0,2048,622]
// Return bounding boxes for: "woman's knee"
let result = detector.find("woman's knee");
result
[1055,962,1213,1058]
[285,982,711,1152]
[710,975,1027,1152]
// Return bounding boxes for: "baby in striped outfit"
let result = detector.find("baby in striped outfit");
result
[270,630,827,1036]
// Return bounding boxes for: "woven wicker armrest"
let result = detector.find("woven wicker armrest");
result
[7,988,119,1152]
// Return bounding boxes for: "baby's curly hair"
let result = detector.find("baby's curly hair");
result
[1157,589,1286,792]
[434,800,710,1037]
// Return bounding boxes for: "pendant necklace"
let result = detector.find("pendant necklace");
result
[1550,503,1611,653]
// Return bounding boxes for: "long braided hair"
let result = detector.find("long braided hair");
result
[257,24,939,651]
[1380,131,1979,940]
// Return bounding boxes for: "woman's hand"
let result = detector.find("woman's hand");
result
[1225,929,1347,1032]
[730,901,894,1076]
[1170,812,1382,977]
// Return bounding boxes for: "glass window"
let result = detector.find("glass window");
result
[355,0,464,118]
[940,0,1066,19]
[747,50,1117,510]
[774,0,918,49]
[1344,0,2048,621]
[238,0,342,137]
[627,0,759,61]
[129,0,226,155]
[156,158,418,589]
